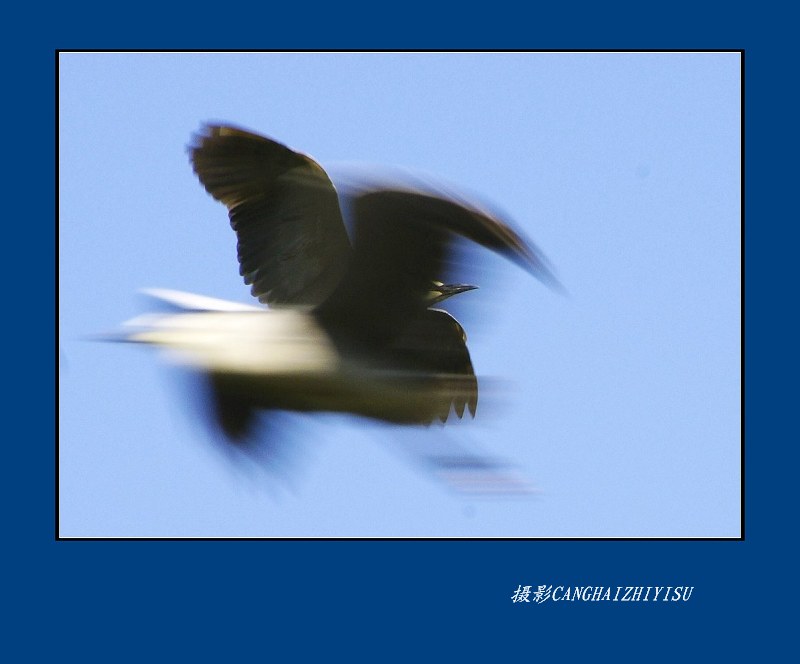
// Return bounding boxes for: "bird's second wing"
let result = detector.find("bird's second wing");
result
[388,308,478,421]
[189,124,352,306]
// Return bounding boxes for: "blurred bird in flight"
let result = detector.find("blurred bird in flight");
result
[116,124,560,489]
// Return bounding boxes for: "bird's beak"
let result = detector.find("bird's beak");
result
[441,283,478,297]
[428,283,478,305]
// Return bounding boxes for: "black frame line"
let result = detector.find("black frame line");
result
[55,49,745,542]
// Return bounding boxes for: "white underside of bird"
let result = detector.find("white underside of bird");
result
[125,305,339,375]
[121,289,472,424]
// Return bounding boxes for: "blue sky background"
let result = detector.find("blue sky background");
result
[58,52,740,538]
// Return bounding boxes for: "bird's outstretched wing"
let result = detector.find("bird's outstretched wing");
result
[315,186,560,351]
[189,124,352,306]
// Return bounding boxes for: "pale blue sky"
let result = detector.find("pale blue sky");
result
[58,52,741,537]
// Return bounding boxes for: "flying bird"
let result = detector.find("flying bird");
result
[119,124,560,444]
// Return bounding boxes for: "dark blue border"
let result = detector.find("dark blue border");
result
[38,8,771,655]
